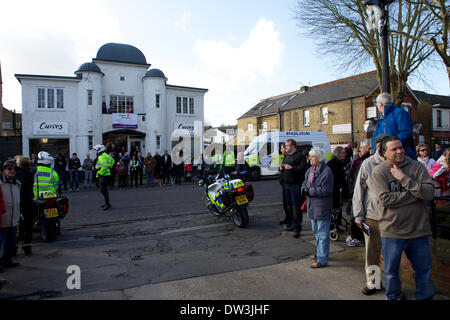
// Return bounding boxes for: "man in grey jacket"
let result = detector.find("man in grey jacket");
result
[353,133,388,296]
[372,135,435,300]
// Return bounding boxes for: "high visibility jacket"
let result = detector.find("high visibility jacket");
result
[96,153,115,177]
[223,151,236,167]
[212,154,223,168]
[33,166,60,200]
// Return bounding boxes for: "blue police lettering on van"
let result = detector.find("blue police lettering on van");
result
[286,132,311,136]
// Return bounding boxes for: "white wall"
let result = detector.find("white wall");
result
[19,62,206,160]
[433,108,450,131]
[20,78,80,156]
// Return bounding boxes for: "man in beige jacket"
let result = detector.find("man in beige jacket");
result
[353,133,388,295]
[372,135,435,300]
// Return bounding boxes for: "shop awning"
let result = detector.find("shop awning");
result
[103,129,146,137]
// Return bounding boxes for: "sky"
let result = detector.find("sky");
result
[1,0,448,127]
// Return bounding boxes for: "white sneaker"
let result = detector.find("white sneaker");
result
[346,235,364,247]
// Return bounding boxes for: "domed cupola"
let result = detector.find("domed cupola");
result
[75,62,103,75]
[143,68,167,81]
[94,43,149,66]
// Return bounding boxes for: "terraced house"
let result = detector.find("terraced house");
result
[237,71,431,149]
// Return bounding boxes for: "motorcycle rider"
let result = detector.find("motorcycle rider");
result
[33,152,60,200]
[94,144,115,210]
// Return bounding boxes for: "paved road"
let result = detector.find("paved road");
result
[1,179,336,300]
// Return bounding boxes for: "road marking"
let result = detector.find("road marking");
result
[159,223,230,235]
[35,222,233,246]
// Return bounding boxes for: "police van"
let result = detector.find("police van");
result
[243,131,332,179]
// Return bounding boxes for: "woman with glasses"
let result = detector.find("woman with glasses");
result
[416,144,435,173]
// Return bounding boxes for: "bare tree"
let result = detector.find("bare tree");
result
[402,0,449,86]
[293,0,436,105]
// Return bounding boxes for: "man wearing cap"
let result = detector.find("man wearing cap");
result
[0,160,21,268]
[352,133,388,296]
[371,92,417,160]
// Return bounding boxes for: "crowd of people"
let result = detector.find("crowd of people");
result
[47,145,194,193]
[0,92,446,299]
[278,92,441,300]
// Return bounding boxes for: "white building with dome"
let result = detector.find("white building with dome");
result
[15,43,207,160]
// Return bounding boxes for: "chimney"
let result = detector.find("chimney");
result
[299,86,309,93]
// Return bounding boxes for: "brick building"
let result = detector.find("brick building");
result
[237,71,428,150]
[414,90,450,150]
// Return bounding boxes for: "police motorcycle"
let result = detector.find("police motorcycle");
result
[198,168,254,228]
[33,152,69,243]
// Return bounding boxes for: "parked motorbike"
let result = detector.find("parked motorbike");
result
[33,189,69,243]
[199,170,254,228]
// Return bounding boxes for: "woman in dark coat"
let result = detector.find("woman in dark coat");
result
[15,156,36,256]
[327,146,346,223]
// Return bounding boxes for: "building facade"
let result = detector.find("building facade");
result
[414,90,450,149]
[15,43,207,160]
[237,71,429,150]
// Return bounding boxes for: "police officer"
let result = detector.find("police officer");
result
[212,152,223,170]
[94,145,115,210]
[223,150,236,175]
[33,152,60,200]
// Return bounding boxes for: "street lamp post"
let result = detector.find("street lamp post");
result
[364,0,395,94]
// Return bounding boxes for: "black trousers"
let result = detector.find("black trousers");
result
[56,170,67,190]
[99,176,110,206]
[18,200,34,247]
[285,183,304,232]
[130,170,139,187]
[138,168,144,185]
[281,183,290,221]
[109,172,116,188]
[118,175,126,189]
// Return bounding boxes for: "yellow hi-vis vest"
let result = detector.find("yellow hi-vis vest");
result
[96,153,114,178]
[212,154,223,169]
[33,166,60,200]
[223,151,236,167]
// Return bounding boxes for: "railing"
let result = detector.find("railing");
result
[430,196,450,239]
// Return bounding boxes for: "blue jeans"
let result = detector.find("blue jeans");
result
[311,219,331,265]
[146,172,154,185]
[381,236,435,300]
[84,170,93,187]
[70,171,79,189]
[0,226,17,266]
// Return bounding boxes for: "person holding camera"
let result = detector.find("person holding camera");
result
[279,139,308,238]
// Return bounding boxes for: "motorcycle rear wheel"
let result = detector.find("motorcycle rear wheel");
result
[41,220,57,243]
[232,206,249,228]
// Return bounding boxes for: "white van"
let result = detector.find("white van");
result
[243,131,332,179]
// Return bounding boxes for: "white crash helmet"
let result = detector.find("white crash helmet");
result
[37,151,54,165]
[93,144,106,154]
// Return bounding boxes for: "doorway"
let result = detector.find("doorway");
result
[129,138,144,157]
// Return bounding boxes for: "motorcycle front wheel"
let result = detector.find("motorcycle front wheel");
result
[232,206,249,228]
